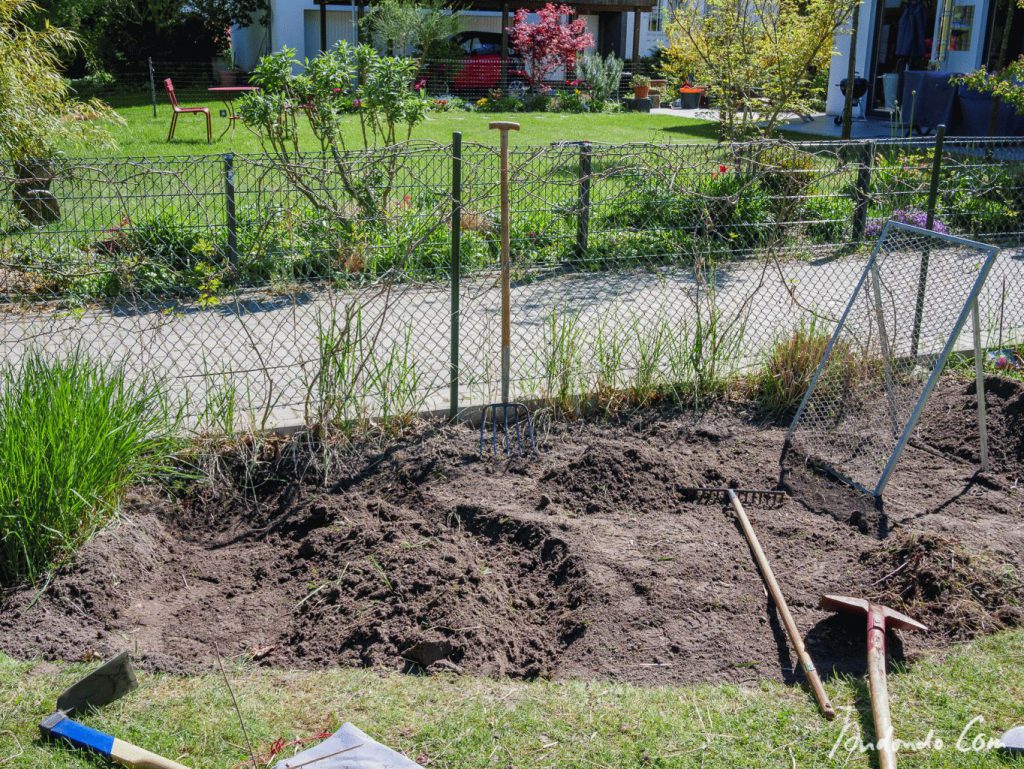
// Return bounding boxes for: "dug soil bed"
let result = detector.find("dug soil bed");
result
[2,375,1023,685]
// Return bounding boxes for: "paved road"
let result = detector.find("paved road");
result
[2,244,1021,431]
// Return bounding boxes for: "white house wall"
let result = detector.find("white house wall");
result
[824,0,874,115]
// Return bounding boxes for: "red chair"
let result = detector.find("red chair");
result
[164,78,211,143]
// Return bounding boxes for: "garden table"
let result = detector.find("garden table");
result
[207,86,258,141]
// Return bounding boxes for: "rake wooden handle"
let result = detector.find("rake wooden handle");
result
[726,490,835,720]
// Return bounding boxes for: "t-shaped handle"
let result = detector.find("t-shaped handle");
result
[820,594,928,633]
[488,121,521,132]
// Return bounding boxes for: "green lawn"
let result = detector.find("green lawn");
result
[2,633,1023,768]
[72,101,720,157]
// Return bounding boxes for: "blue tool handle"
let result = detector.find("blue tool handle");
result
[46,715,115,758]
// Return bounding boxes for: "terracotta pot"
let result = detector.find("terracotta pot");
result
[217,68,239,87]
[13,158,60,224]
[633,85,650,99]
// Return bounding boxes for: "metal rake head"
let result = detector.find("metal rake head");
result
[479,402,536,457]
[679,486,788,508]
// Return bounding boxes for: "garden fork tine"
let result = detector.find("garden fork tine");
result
[479,121,535,458]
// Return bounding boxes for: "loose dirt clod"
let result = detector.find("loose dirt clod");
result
[1,376,1022,685]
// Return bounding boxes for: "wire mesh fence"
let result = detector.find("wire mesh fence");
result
[785,223,1002,496]
[1,135,1022,433]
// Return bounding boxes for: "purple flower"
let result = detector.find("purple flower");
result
[865,209,948,237]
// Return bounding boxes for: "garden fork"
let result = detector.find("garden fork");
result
[480,121,535,457]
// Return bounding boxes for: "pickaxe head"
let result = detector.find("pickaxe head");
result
[53,652,138,717]
[820,594,928,633]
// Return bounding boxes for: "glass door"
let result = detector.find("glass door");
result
[933,0,989,72]
[868,0,937,115]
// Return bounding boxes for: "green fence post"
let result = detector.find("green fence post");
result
[450,132,462,421]
[224,153,237,269]
[910,124,946,357]
[149,58,157,119]
[924,124,946,231]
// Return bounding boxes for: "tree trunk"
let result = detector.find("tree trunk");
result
[13,159,60,225]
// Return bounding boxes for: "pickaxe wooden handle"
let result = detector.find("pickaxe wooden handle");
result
[820,595,927,769]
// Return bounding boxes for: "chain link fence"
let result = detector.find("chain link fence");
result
[2,135,1022,432]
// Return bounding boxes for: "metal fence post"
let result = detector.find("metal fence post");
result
[924,124,946,230]
[148,58,157,119]
[449,132,462,421]
[852,141,874,240]
[224,154,238,268]
[910,124,946,356]
[576,141,592,260]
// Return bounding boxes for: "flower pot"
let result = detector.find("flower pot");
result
[679,90,702,109]
[633,85,650,99]
[217,68,239,87]
[12,158,60,225]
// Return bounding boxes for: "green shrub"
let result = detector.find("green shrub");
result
[583,229,693,268]
[596,169,775,253]
[753,144,817,201]
[83,214,226,300]
[0,351,178,584]
[802,195,852,243]
[944,192,1019,235]
[550,89,593,113]
[940,162,1021,235]
[576,52,624,105]
[511,211,570,263]
[682,170,776,249]
[870,148,930,216]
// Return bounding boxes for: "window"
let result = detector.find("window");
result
[648,0,678,33]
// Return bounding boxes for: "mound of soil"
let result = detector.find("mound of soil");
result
[917,375,1024,476]
[2,375,1023,685]
[864,533,1024,640]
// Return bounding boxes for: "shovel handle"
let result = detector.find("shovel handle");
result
[44,715,192,769]
[726,491,835,720]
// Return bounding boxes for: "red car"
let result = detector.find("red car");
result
[424,32,524,95]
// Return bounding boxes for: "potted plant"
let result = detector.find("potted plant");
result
[1,0,118,224]
[678,83,705,109]
[630,74,651,99]
[214,49,240,87]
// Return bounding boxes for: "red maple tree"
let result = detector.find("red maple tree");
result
[507,3,594,93]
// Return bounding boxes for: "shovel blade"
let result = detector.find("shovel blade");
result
[1000,726,1024,754]
[57,652,137,716]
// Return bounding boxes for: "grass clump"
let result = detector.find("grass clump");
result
[0,350,178,585]
[755,320,831,415]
